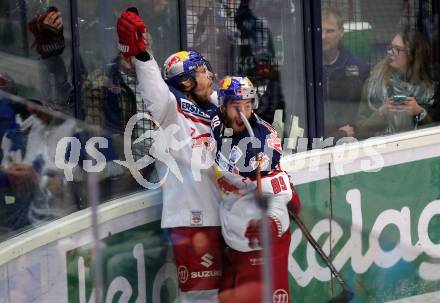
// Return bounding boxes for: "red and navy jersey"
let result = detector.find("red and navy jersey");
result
[211,112,282,178]
[210,112,291,252]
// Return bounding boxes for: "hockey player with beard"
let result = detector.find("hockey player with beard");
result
[211,76,301,303]
[117,8,223,303]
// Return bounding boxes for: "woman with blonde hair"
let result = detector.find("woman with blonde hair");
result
[357,31,435,138]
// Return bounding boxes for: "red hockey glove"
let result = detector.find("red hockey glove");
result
[244,217,281,249]
[28,7,65,59]
[117,8,148,58]
[288,176,301,217]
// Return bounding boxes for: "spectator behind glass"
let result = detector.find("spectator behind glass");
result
[0,73,19,163]
[234,0,285,124]
[357,31,435,139]
[0,100,78,234]
[322,8,370,142]
[29,7,132,203]
[28,6,73,115]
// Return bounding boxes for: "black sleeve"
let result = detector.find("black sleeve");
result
[135,51,151,62]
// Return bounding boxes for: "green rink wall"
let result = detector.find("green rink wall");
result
[1,128,440,302]
[288,147,440,302]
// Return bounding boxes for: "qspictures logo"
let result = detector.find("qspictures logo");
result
[55,113,385,189]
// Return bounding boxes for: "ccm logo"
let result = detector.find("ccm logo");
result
[273,289,289,303]
[177,265,189,284]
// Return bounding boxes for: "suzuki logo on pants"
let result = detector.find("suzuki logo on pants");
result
[273,289,289,303]
[200,253,214,268]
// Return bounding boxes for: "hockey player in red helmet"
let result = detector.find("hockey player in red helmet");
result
[117,8,223,303]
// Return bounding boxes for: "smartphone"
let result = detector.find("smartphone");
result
[392,95,408,103]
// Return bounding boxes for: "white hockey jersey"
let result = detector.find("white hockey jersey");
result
[133,57,221,228]
[211,113,292,252]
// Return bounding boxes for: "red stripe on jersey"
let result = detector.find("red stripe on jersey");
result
[176,99,211,126]
[193,133,211,140]
[258,115,277,133]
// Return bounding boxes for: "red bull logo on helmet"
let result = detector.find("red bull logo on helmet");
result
[166,51,189,67]
[166,55,180,69]
[164,51,190,78]
[219,76,232,89]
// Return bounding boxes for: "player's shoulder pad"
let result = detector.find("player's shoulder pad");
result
[252,113,282,155]
[198,101,218,119]
[168,85,218,119]
[168,85,185,102]
[254,113,277,135]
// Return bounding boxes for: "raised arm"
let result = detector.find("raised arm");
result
[132,56,177,125]
[28,7,72,113]
[117,8,177,125]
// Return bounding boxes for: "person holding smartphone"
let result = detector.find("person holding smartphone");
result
[357,31,435,138]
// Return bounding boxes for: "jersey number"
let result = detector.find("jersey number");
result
[271,176,287,194]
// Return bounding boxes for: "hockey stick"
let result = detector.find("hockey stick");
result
[239,112,264,195]
[288,208,354,303]
[240,112,272,303]
[239,112,353,302]
[238,112,262,193]
[238,114,353,302]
